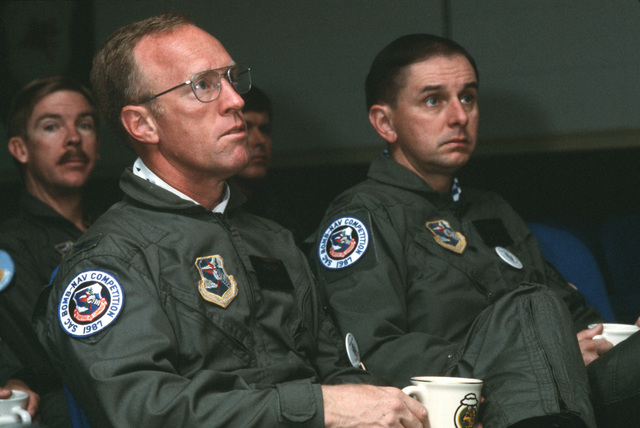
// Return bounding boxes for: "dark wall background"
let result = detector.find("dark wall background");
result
[0,1,638,245]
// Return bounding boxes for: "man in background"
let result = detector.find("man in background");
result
[0,76,100,426]
[234,85,273,191]
[232,85,304,243]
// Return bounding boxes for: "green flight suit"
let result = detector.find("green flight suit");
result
[35,167,371,428]
[312,155,601,427]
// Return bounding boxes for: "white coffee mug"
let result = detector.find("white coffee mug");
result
[590,323,640,346]
[403,376,482,428]
[0,390,31,426]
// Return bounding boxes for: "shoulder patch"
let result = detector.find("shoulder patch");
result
[0,250,15,292]
[318,216,369,270]
[58,270,124,337]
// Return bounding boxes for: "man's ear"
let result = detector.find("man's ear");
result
[8,136,28,164]
[120,105,160,144]
[368,104,397,144]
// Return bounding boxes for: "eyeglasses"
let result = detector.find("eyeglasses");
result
[136,64,251,105]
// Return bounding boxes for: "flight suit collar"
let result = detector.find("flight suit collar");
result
[367,155,458,208]
[119,167,247,213]
[19,192,91,230]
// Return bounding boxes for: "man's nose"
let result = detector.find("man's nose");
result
[218,78,244,112]
[447,100,469,126]
[66,125,82,145]
[249,129,267,147]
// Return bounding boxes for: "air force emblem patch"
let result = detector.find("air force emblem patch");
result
[58,270,124,337]
[318,217,369,270]
[196,255,238,308]
[426,220,467,254]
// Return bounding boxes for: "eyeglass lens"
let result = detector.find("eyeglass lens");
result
[191,65,251,102]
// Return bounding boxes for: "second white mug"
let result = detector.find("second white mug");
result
[0,390,31,426]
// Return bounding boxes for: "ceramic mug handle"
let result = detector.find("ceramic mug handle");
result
[402,385,426,403]
[12,405,32,424]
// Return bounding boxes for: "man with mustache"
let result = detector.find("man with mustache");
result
[311,34,638,428]
[0,76,100,427]
[33,13,427,427]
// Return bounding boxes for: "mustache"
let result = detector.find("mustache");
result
[58,149,90,165]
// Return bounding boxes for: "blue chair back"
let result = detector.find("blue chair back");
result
[528,222,616,321]
[64,385,91,428]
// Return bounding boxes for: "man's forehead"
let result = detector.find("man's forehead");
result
[32,91,93,119]
[134,25,231,81]
[407,55,477,85]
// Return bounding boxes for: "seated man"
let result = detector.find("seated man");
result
[311,34,640,428]
[34,13,427,428]
[0,75,101,426]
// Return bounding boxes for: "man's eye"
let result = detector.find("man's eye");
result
[194,77,217,92]
[43,124,58,132]
[194,80,209,91]
[79,122,95,131]
[425,97,438,106]
[259,125,272,136]
[461,94,475,104]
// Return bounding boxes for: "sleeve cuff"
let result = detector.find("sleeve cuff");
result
[276,380,323,426]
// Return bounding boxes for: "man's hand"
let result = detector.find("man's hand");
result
[3,378,40,419]
[577,323,613,365]
[322,384,429,427]
[0,387,12,399]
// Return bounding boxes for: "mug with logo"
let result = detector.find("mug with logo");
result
[403,376,483,428]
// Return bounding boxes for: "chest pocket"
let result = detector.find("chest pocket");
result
[162,273,254,370]
[250,256,294,292]
[250,255,317,358]
[472,218,513,248]
[414,219,532,297]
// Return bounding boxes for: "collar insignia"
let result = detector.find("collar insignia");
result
[195,255,238,308]
[426,220,467,254]
[55,241,74,257]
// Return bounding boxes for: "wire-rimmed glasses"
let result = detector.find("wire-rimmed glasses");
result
[135,64,251,105]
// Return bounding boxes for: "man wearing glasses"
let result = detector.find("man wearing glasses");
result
[34,13,427,427]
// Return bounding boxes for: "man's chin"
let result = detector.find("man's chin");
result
[237,165,269,180]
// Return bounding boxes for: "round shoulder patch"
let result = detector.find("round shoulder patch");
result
[318,216,369,270]
[0,250,15,292]
[58,270,124,337]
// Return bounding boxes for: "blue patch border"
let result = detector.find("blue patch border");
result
[0,250,15,292]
